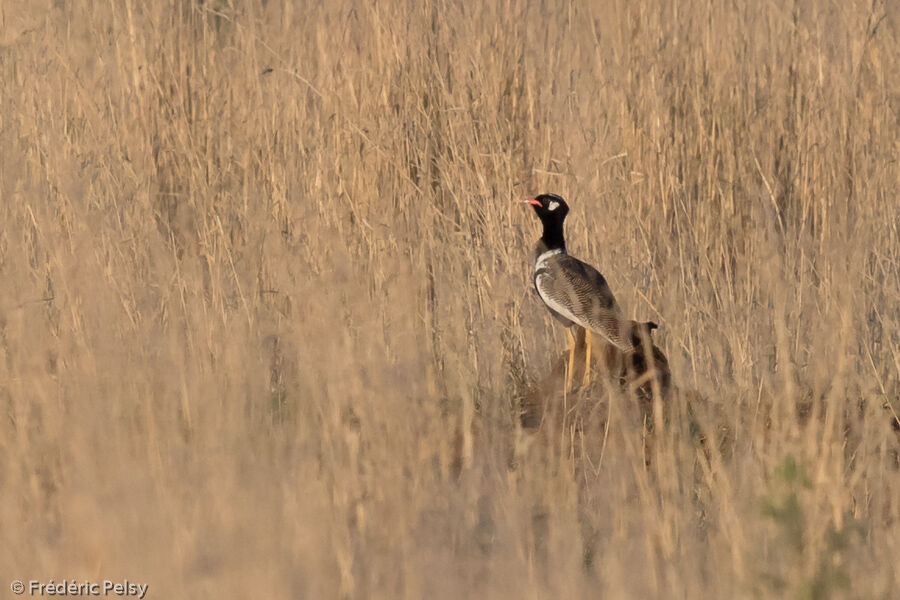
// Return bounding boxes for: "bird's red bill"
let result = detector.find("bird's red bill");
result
[526,199,541,207]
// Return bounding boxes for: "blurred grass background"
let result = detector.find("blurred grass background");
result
[1,0,898,597]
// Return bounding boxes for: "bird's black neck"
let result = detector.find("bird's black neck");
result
[541,221,566,252]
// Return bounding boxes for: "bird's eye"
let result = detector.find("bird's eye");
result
[548,201,559,211]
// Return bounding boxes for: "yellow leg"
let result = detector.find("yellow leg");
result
[582,330,592,388]
[565,329,576,392]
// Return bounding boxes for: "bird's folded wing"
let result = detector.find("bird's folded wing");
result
[535,255,635,351]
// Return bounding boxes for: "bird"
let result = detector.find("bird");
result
[524,193,657,391]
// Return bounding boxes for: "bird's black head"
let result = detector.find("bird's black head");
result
[526,194,569,222]
[525,193,569,250]
[526,193,569,223]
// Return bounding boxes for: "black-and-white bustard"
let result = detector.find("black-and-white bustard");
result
[525,193,657,390]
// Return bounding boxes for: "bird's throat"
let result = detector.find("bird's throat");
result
[541,221,566,252]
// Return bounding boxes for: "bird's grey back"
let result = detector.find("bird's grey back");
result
[534,250,635,351]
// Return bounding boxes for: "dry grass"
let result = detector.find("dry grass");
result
[1,0,899,597]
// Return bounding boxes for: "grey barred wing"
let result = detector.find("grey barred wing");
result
[535,254,634,351]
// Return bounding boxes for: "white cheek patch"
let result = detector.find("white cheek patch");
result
[548,200,559,211]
